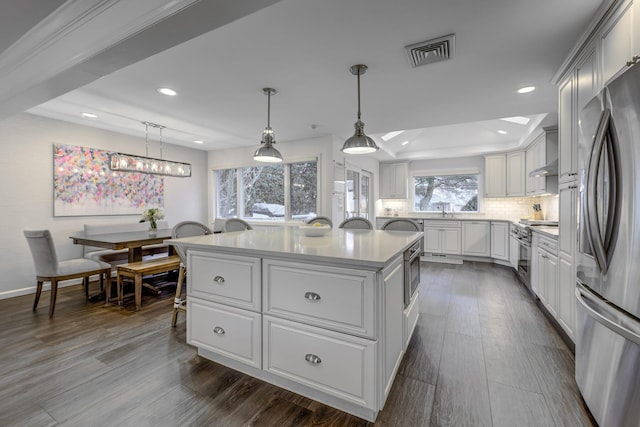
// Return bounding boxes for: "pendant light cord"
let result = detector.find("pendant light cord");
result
[267,90,271,128]
[145,122,149,157]
[357,68,361,121]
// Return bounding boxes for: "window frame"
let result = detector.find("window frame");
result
[409,168,482,214]
[213,156,320,223]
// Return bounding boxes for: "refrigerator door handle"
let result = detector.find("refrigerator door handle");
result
[585,107,620,275]
[576,283,640,345]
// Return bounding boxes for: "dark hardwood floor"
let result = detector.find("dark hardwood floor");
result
[0,262,596,426]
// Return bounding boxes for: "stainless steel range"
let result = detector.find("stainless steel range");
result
[511,222,532,289]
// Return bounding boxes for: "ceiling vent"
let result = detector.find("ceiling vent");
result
[405,34,455,68]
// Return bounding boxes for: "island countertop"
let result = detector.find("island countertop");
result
[167,227,422,270]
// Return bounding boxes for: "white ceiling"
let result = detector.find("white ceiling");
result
[2,0,604,160]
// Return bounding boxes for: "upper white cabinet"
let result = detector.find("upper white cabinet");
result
[380,163,408,199]
[483,151,525,197]
[600,0,637,85]
[462,221,491,257]
[526,128,558,196]
[484,155,506,197]
[559,46,596,183]
[506,151,526,196]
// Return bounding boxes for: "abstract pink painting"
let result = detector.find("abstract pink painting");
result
[53,143,164,216]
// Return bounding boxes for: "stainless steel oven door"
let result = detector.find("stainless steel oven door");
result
[404,241,421,307]
[517,238,531,288]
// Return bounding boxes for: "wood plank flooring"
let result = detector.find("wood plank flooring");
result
[0,262,596,426]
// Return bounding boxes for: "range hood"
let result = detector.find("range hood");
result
[529,159,558,177]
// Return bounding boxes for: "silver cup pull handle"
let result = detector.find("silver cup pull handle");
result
[305,353,322,365]
[304,291,321,301]
[213,276,225,284]
[213,326,225,335]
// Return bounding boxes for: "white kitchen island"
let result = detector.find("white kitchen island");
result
[167,227,422,422]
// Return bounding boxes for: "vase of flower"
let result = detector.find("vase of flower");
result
[140,208,164,236]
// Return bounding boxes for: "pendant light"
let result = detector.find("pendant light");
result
[253,88,283,163]
[341,64,379,154]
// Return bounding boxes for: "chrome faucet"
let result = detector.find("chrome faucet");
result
[441,205,446,217]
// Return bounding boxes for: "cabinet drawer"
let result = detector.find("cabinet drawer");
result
[263,260,376,338]
[187,298,261,369]
[263,316,375,408]
[188,250,261,311]
[424,220,461,228]
[537,235,558,254]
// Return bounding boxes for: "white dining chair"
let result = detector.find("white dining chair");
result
[23,229,111,317]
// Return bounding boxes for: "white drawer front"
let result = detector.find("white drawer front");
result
[263,260,376,338]
[188,250,261,311]
[187,298,261,369]
[263,316,375,408]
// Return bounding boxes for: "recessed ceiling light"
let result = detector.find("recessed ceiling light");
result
[81,112,97,118]
[381,130,405,141]
[497,130,507,135]
[401,140,410,146]
[194,140,204,144]
[517,86,535,94]
[157,87,177,96]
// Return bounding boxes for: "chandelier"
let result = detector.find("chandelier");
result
[110,122,192,177]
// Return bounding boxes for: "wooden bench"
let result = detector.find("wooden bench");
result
[111,256,180,311]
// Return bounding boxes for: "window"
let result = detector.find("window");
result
[413,173,479,212]
[216,161,318,221]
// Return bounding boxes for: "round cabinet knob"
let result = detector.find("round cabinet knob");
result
[213,276,225,284]
[305,353,322,365]
[304,291,321,301]
[213,326,225,335]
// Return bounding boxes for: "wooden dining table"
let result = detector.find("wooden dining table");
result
[69,228,174,263]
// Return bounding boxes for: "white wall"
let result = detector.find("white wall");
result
[0,113,208,299]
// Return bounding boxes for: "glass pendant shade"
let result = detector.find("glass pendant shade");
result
[341,64,379,154]
[254,88,283,163]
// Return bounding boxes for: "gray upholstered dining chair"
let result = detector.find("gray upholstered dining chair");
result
[223,218,253,232]
[170,221,212,327]
[23,229,111,317]
[306,216,333,227]
[383,218,420,232]
[338,217,373,230]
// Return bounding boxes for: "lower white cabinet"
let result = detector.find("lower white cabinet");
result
[462,221,491,257]
[187,298,262,369]
[423,220,461,255]
[490,221,509,261]
[186,250,412,422]
[263,315,376,408]
[558,254,576,340]
[533,234,559,319]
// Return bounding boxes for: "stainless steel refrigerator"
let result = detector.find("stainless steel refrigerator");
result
[576,63,640,427]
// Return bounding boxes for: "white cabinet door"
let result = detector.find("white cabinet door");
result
[600,0,633,85]
[462,222,490,257]
[380,163,408,199]
[558,255,575,340]
[484,155,506,197]
[490,222,509,261]
[423,227,442,253]
[544,252,559,318]
[558,75,575,183]
[442,228,461,255]
[559,182,578,259]
[383,260,404,397]
[506,152,525,196]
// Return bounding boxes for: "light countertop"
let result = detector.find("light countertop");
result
[167,227,422,270]
[531,226,559,238]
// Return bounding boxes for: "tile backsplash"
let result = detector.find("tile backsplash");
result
[379,195,559,221]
